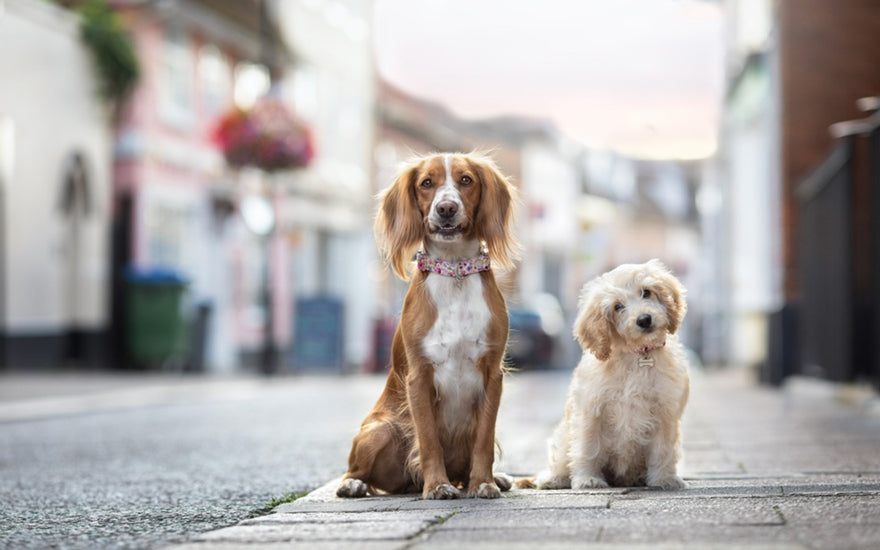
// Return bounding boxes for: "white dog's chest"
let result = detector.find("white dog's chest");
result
[600,363,678,438]
[422,274,489,428]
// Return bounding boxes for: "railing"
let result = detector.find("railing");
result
[795,97,880,387]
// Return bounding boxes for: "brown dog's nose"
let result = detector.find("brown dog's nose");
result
[636,314,653,329]
[435,201,458,219]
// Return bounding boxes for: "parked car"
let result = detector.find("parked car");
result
[507,293,565,369]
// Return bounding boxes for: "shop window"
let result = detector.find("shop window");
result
[233,62,270,110]
[198,44,231,117]
[159,27,195,129]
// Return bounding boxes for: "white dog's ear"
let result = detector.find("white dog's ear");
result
[649,259,687,334]
[573,282,612,361]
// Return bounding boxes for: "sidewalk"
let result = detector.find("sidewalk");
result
[167,368,880,550]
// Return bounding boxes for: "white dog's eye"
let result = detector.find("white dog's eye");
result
[420,178,433,189]
[614,303,625,313]
[641,289,651,299]
[460,175,473,186]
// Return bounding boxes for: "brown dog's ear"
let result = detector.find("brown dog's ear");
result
[573,281,612,361]
[470,155,520,271]
[648,259,687,335]
[374,161,424,280]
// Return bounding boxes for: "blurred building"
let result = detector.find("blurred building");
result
[110,0,295,370]
[716,0,880,386]
[707,0,781,367]
[273,0,377,372]
[0,0,112,368]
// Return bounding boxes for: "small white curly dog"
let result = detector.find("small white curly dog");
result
[533,259,689,490]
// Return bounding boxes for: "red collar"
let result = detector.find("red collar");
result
[634,341,666,356]
[636,342,665,368]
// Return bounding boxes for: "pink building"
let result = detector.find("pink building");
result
[110,0,294,370]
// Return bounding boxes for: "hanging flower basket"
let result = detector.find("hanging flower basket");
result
[212,98,315,172]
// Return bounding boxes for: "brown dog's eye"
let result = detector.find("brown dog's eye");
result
[614,303,625,313]
[642,289,651,299]
[420,178,433,189]
[460,175,472,186]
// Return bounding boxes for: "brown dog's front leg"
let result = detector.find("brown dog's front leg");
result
[468,365,503,499]
[407,367,460,500]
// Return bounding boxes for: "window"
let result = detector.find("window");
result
[233,62,270,110]
[144,195,198,276]
[292,65,319,121]
[0,116,13,187]
[198,44,231,116]
[159,27,195,129]
[59,153,90,217]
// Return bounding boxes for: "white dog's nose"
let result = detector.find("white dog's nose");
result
[636,314,653,329]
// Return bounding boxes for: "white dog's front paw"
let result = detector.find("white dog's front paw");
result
[571,474,609,490]
[423,483,461,500]
[535,470,571,490]
[647,474,686,490]
[336,477,369,498]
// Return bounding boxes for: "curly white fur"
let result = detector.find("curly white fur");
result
[535,259,690,490]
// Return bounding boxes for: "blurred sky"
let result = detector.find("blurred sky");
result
[372,0,724,160]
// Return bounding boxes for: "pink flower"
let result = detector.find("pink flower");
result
[212,98,314,172]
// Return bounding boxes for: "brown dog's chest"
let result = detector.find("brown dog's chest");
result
[420,274,490,430]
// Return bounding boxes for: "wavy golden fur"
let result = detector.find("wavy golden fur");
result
[527,260,690,490]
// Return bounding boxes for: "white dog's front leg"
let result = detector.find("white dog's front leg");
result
[567,411,608,490]
[646,421,685,489]
[535,416,573,489]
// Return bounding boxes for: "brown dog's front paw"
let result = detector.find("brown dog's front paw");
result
[493,473,513,492]
[336,478,369,498]
[423,483,461,500]
[468,482,501,499]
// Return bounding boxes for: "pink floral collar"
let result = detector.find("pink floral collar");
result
[415,249,491,279]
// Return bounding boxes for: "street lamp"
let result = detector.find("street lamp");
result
[241,194,277,374]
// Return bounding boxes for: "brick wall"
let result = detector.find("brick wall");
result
[778,0,880,299]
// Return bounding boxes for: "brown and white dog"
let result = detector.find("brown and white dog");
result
[336,152,518,500]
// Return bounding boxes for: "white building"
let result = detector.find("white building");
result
[0,0,112,367]
[519,141,580,304]
[274,0,377,370]
[705,0,781,366]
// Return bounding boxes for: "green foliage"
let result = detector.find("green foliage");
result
[263,490,309,510]
[58,0,140,103]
